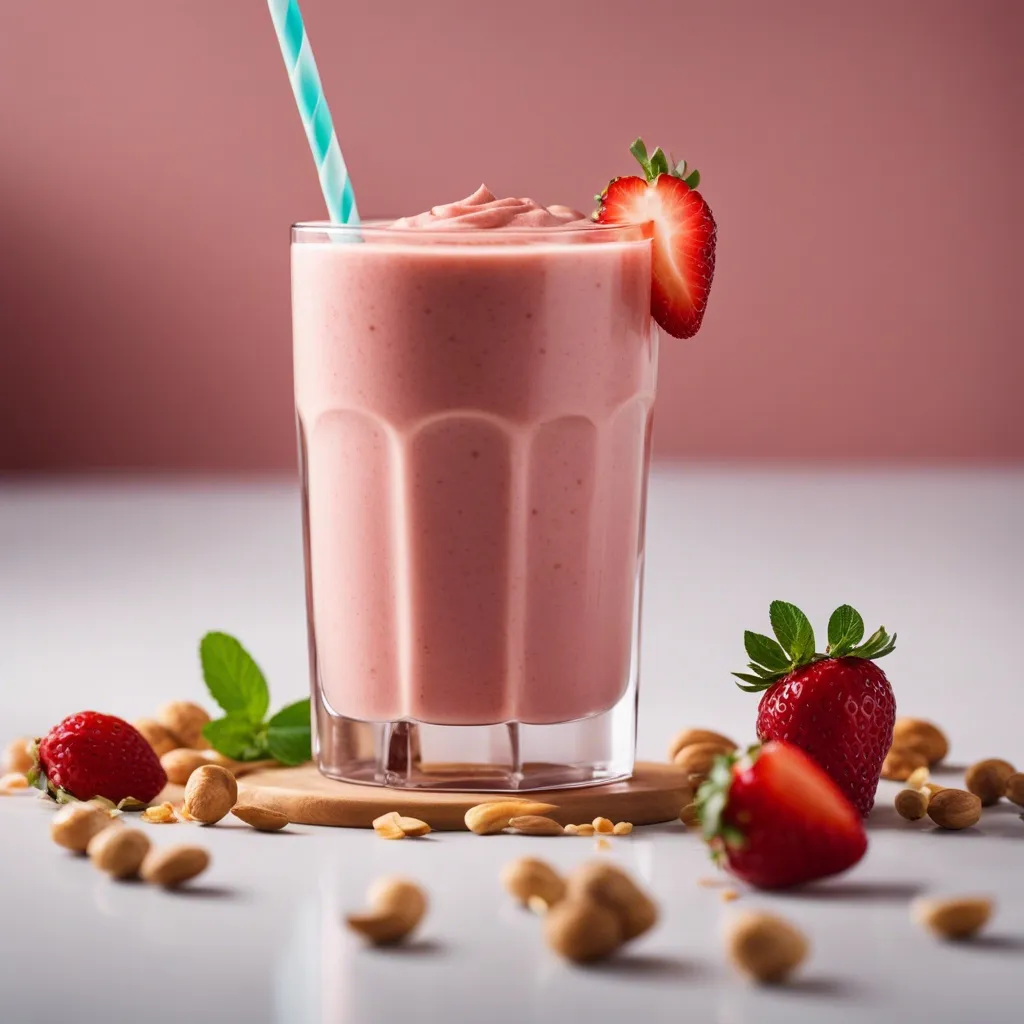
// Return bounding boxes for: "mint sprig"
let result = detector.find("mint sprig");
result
[732,601,896,693]
[198,632,311,765]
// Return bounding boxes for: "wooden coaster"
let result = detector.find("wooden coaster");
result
[234,761,690,830]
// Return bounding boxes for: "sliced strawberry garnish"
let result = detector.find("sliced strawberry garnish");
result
[595,139,717,339]
[696,741,868,890]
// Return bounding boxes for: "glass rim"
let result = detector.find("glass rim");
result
[290,218,654,244]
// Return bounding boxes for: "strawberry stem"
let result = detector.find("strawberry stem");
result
[629,136,701,188]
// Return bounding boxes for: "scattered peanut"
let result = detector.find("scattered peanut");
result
[965,758,1016,807]
[88,827,151,878]
[679,803,700,828]
[563,823,579,835]
[345,876,427,945]
[132,718,181,758]
[500,857,566,908]
[595,838,612,852]
[667,727,737,763]
[725,911,809,984]
[50,802,119,853]
[592,816,615,834]
[0,772,29,794]
[895,788,929,821]
[464,799,557,835]
[575,824,596,837]
[567,861,658,941]
[927,788,982,830]
[721,889,740,903]
[612,821,633,836]
[373,811,407,840]
[544,898,623,962]
[140,844,210,888]
[141,802,178,824]
[508,815,565,837]
[674,741,734,785]
[396,815,431,837]
[881,747,929,781]
[913,896,993,940]
[2,737,34,775]
[232,804,289,831]
[1006,773,1024,806]
[906,765,930,790]
[156,701,211,749]
[182,764,237,825]
[891,718,949,766]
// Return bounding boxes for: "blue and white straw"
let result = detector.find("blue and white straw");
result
[267,0,359,224]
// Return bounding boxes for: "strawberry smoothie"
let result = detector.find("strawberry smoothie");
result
[292,187,657,786]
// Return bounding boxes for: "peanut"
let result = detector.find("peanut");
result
[88,827,151,878]
[895,788,929,821]
[913,896,993,940]
[575,824,596,836]
[612,822,633,836]
[140,844,210,887]
[183,764,237,825]
[396,815,431,837]
[725,911,809,983]
[232,804,289,831]
[132,718,181,758]
[674,741,734,785]
[927,788,982,830]
[563,823,579,835]
[965,758,1015,807]
[1005,773,1024,806]
[464,799,557,835]
[0,773,29,793]
[157,701,211,750]
[372,811,406,840]
[567,861,658,941]
[592,817,615,834]
[346,876,427,945]
[508,815,564,836]
[3,737,34,775]
[667,728,737,763]
[141,802,177,824]
[544,898,624,962]
[500,857,566,908]
[881,747,928,781]
[51,802,119,853]
[891,718,949,766]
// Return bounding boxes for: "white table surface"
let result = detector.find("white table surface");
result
[1,466,1022,1024]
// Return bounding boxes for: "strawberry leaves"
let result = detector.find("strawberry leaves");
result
[628,136,701,188]
[733,602,895,692]
[199,632,311,765]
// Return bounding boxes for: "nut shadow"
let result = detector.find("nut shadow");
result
[171,884,242,900]
[963,934,1024,953]
[777,880,923,903]
[586,952,711,980]
[782,975,867,999]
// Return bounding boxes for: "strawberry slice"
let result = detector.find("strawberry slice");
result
[696,741,868,890]
[595,138,717,339]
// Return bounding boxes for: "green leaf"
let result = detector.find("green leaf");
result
[267,699,312,766]
[743,631,791,673]
[649,147,669,178]
[202,714,269,762]
[769,601,815,664]
[732,672,775,691]
[827,605,864,654]
[199,632,270,723]
[683,168,700,189]
[673,159,688,178]
[629,137,652,177]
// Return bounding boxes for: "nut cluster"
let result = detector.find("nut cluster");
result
[372,811,432,839]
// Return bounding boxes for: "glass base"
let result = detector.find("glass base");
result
[314,695,636,792]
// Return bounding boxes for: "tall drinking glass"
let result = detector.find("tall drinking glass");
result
[291,220,657,790]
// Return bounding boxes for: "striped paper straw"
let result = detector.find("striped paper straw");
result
[267,0,359,224]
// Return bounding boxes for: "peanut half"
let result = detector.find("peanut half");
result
[232,804,290,831]
[592,817,615,834]
[88,827,151,879]
[927,789,982,830]
[500,857,566,908]
[140,844,210,888]
[913,896,993,940]
[667,727,737,763]
[183,764,237,825]
[725,911,809,984]
[372,811,430,839]
[51,802,119,853]
[612,821,633,835]
[345,876,427,945]
[891,718,949,766]
[141,802,178,824]
[964,758,1016,807]
[508,815,564,837]
[464,800,557,835]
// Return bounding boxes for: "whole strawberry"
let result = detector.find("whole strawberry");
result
[733,601,896,816]
[32,711,167,806]
[696,741,868,889]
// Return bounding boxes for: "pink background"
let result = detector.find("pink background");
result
[2,0,1022,473]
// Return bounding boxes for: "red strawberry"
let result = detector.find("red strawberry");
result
[696,741,868,889]
[32,711,167,806]
[594,138,716,339]
[734,601,897,816]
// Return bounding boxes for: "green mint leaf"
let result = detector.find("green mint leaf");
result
[199,632,270,723]
[683,168,701,189]
[649,147,670,178]
[266,699,312,766]
[743,631,791,673]
[202,714,269,762]
[827,605,864,654]
[769,601,815,664]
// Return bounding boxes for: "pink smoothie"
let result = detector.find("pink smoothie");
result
[293,187,656,727]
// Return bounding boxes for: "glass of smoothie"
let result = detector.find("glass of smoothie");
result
[292,187,657,790]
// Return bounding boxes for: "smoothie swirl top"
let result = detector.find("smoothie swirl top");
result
[390,185,589,229]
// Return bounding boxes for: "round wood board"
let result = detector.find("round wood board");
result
[234,761,691,830]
